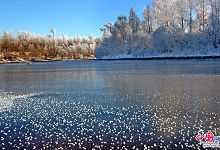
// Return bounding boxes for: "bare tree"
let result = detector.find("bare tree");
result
[195,0,210,31]
[186,0,196,33]
[50,28,56,56]
[175,0,187,31]
[142,4,154,34]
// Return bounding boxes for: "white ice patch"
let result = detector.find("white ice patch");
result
[0,92,39,112]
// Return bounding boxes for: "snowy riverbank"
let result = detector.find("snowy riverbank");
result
[1,55,220,64]
[98,49,220,60]
[99,55,220,60]
[0,57,96,64]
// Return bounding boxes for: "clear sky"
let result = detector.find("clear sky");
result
[0,0,152,37]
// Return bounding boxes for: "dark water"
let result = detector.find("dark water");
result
[0,60,220,149]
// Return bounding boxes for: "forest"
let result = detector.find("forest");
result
[96,0,220,59]
[1,0,220,62]
[0,30,97,62]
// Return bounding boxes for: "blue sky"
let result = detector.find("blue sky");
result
[0,0,152,37]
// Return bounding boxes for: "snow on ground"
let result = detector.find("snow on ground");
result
[100,49,220,59]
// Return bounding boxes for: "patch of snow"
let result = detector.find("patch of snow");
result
[0,92,40,112]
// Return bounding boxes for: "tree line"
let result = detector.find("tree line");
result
[96,0,220,58]
[0,30,98,62]
[1,0,220,61]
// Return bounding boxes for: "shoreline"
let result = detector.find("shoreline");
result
[0,58,96,64]
[0,59,53,64]
[97,55,220,61]
[0,55,220,64]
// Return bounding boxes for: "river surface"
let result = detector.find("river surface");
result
[0,60,220,149]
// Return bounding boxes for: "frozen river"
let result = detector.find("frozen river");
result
[0,59,220,149]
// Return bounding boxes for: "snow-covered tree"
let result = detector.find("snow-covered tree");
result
[175,0,187,31]
[209,0,220,34]
[186,0,197,33]
[96,0,220,59]
[0,36,3,51]
[129,8,140,34]
[1,31,14,51]
[195,0,210,31]
[50,28,56,38]
[153,0,175,28]
[0,31,97,60]
[113,15,131,41]
[100,22,113,38]
[208,0,220,48]
[142,5,154,34]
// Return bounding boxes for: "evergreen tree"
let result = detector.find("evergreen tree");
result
[129,8,140,34]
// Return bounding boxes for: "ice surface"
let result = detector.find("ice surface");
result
[0,92,39,112]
